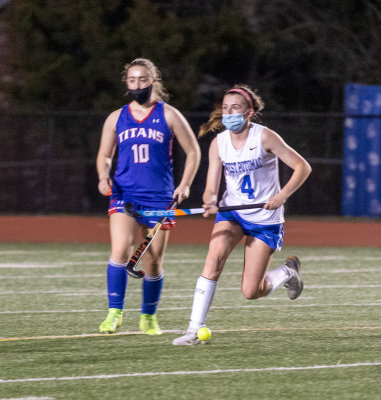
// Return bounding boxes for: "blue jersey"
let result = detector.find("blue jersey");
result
[112,102,174,205]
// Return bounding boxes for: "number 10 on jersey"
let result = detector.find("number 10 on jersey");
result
[241,175,255,199]
[131,144,149,163]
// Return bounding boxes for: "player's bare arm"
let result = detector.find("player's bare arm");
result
[164,104,201,203]
[262,127,312,210]
[96,109,121,195]
[202,138,222,217]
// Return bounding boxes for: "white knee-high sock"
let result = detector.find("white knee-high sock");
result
[266,264,295,294]
[188,276,217,332]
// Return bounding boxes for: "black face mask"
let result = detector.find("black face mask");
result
[128,85,153,105]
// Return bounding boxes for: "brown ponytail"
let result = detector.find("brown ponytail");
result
[198,84,264,138]
[198,106,224,138]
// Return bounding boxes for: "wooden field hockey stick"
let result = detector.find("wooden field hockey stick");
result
[125,199,178,279]
[126,203,266,218]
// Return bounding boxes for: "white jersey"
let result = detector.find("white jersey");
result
[217,123,284,225]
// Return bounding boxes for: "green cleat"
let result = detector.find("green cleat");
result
[139,313,162,335]
[99,308,123,334]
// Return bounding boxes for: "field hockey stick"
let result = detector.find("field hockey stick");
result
[126,203,266,218]
[125,199,178,279]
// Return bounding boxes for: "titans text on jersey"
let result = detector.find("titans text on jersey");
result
[118,128,164,144]
[224,158,263,174]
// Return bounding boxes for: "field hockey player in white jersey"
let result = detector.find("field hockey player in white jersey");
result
[173,84,311,345]
[97,58,200,335]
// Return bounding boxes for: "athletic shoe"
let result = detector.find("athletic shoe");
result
[99,308,123,334]
[172,331,201,346]
[284,256,304,300]
[139,314,162,335]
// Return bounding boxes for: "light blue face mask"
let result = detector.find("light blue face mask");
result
[222,113,246,132]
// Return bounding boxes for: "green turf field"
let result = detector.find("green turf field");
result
[0,243,380,399]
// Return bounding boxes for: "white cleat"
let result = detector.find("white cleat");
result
[172,331,201,346]
[284,256,304,300]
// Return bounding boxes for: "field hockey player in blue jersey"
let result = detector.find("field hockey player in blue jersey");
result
[96,58,201,335]
[173,85,311,345]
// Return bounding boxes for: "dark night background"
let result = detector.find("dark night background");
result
[0,0,380,215]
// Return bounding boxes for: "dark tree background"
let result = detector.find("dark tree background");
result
[0,0,379,215]
[2,0,380,113]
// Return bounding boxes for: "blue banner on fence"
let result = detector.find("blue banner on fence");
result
[342,83,381,216]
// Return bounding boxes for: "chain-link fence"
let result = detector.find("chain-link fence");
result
[0,110,343,215]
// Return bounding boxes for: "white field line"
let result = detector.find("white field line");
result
[0,258,218,268]
[0,284,381,297]
[0,262,106,268]
[223,269,381,275]
[0,290,105,295]
[0,274,104,279]
[1,302,381,316]
[1,248,381,261]
[0,260,206,268]
[306,284,381,288]
[0,291,311,300]
[305,268,381,274]
[1,284,381,296]
[71,252,108,256]
[1,325,381,342]
[7,268,381,278]
[1,255,381,269]
[0,250,65,254]
[52,294,303,300]
[0,284,379,297]
[0,250,104,255]
[0,268,380,279]
[0,362,381,383]
[0,250,202,256]
[0,397,54,400]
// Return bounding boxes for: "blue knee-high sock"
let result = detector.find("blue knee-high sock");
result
[107,259,128,309]
[141,271,164,315]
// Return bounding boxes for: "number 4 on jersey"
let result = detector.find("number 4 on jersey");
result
[241,175,255,199]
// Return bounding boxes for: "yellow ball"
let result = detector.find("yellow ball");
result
[197,327,211,341]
